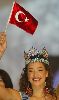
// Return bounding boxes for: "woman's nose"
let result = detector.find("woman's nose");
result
[33,71,38,77]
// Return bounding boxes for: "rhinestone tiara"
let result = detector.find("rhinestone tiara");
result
[24,47,49,65]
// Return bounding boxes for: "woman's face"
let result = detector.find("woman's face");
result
[28,61,48,88]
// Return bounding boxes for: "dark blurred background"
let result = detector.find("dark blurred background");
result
[49,56,59,88]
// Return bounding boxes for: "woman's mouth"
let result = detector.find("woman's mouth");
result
[32,78,42,81]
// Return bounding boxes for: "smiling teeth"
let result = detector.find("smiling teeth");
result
[33,78,40,81]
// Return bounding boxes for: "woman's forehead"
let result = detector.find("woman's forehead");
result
[28,62,45,69]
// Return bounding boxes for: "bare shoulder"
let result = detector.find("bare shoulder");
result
[57,95,59,100]
[8,88,21,100]
[0,87,21,100]
[46,93,57,100]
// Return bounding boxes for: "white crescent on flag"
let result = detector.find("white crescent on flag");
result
[15,11,29,22]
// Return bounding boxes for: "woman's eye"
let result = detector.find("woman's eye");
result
[29,70,33,72]
[38,70,43,71]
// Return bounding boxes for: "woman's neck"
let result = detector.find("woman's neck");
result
[32,85,45,98]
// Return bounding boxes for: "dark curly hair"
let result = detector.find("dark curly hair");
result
[0,69,13,88]
[19,62,56,97]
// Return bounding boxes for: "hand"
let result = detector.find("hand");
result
[0,32,7,59]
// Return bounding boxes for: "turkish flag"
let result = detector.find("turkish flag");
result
[9,2,38,35]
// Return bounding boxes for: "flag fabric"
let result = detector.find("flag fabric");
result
[0,32,7,59]
[9,2,38,35]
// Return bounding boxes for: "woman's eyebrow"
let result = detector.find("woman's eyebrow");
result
[28,68,33,69]
[28,66,43,69]
[38,66,43,68]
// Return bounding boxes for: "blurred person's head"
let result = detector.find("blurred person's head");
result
[0,69,13,88]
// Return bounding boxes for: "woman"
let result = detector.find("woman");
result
[0,47,58,100]
[19,47,57,100]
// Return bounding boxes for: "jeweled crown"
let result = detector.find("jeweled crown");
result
[24,47,49,65]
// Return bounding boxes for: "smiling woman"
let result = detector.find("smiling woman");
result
[0,46,58,100]
[19,47,57,100]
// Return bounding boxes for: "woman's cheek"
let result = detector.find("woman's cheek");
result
[28,72,33,81]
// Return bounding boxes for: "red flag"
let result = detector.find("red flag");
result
[9,2,38,35]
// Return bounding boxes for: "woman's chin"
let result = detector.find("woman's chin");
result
[32,82,42,87]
